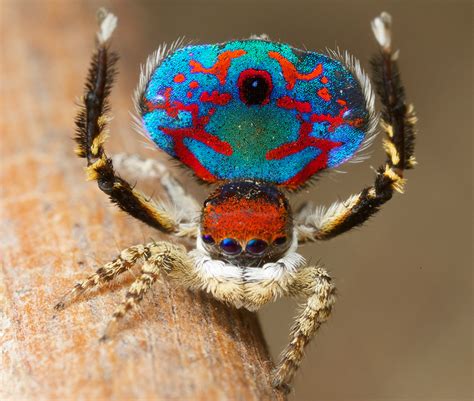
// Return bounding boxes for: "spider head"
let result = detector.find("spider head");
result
[200,181,293,264]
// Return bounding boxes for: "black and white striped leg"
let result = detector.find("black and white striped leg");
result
[75,10,177,234]
[297,12,417,242]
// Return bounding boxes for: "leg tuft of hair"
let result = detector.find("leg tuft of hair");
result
[96,8,118,44]
[371,12,392,52]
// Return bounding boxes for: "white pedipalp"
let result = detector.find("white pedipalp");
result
[188,230,306,309]
[189,250,243,281]
[243,229,304,282]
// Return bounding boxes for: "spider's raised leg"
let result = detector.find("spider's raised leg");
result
[272,265,336,391]
[54,243,150,310]
[75,10,177,234]
[111,153,201,229]
[297,12,417,242]
[100,242,190,341]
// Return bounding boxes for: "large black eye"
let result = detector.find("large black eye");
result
[237,69,273,106]
[273,236,287,245]
[220,238,242,255]
[246,238,268,255]
[202,234,215,244]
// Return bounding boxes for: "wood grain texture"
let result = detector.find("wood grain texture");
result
[0,2,285,400]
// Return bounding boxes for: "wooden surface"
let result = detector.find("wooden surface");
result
[0,3,285,400]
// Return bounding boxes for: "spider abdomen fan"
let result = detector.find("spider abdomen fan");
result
[138,40,374,189]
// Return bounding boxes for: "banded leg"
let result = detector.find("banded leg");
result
[111,153,201,228]
[272,265,336,391]
[75,10,177,233]
[100,242,191,341]
[297,12,417,242]
[54,244,150,310]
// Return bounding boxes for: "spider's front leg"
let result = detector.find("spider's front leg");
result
[272,265,336,392]
[110,153,201,231]
[54,243,150,310]
[74,9,178,235]
[297,12,417,242]
[99,242,190,340]
[55,241,191,340]
[55,10,197,337]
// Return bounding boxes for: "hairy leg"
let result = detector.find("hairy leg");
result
[111,153,201,227]
[272,265,336,391]
[55,243,150,310]
[55,240,191,339]
[99,242,191,340]
[297,12,417,242]
[75,10,179,233]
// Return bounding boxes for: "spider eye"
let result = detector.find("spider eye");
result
[246,238,268,255]
[202,234,215,244]
[220,238,242,255]
[237,69,273,106]
[273,236,287,245]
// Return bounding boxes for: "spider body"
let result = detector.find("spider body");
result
[200,181,293,265]
[139,40,372,187]
[56,10,417,391]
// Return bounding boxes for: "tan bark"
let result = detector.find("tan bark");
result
[0,2,285,400]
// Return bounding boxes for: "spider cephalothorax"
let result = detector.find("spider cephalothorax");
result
[200,181,293,265]
[56,9,417,392]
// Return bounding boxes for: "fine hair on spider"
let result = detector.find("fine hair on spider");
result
[55,9,417,392]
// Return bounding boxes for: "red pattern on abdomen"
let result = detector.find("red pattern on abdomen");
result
[268,51,323,90]
[190,50,246,85]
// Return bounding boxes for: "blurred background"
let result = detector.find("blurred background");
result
[2,1,472,400]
